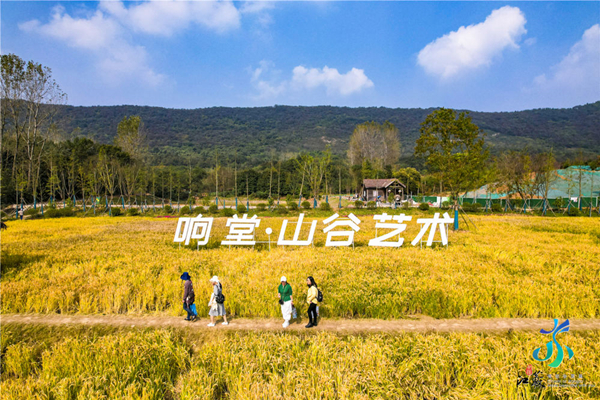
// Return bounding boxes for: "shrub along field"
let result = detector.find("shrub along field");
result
[1,324,599,400]
[1,214,599,319]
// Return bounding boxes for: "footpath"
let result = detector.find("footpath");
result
[3,314,600,333]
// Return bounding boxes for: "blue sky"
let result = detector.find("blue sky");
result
[2,1,599,111]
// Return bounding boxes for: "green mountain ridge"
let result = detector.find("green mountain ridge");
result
[54,102,600,166]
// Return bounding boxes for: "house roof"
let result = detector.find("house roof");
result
[362,179,406,189]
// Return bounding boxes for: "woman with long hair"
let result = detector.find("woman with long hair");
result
[305,276,318,328]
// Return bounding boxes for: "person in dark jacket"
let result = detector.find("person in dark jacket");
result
[181,272,197,321]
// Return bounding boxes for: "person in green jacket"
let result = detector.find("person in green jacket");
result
[278,276,293,328]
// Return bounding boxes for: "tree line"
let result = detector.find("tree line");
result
[2,54,598,214]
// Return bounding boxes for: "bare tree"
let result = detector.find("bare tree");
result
[98,150,118,207]
[115,116,146,206]
[348,121,400,170]
[532,151,557,213]
[299,147,331,204]
[1,54,67,204]
[495,150,535,203]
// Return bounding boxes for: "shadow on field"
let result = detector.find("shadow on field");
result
[0,251,44,278]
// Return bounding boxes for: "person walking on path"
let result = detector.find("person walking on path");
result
[306,276,318,328]
[278,276,293,328]
[208,275,228,327]
[180,272,197,322]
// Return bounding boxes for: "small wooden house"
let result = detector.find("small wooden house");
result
[361,179,406,202]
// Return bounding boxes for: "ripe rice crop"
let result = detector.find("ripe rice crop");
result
[1,324,598,399]
[1,215,599,319]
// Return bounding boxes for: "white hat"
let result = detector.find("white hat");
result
[280,276,287,282]
[210,275,219,283]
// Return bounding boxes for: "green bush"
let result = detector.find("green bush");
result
[44,207,75,218]
[354,200,364,209]
[179,206,191,215]
[319,202,332,211]
[462,203,482,213]
[267,198,275,208]
[257,203,267,212]
[110,207,122,216]
[366,201,377,210]
[287,202,299,211]
[301,201,311,210]
[24,208,39,216]
[491,204,502,213]
[43,209,59,218]
[511,199,523,208]
[163,205,173,213]
[193,206,204,214]
[568,207,581,216]
[222,208,236,217]
[236,204,247,214]
[553,198,565,209]
[441,201,451,208]
[208,204,219,214]
[127,208,140,216]
[418,203,430,211]
[274,205,289,215]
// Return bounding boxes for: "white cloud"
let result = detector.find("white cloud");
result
[249,62,374,99]
[99,0,240,36]
[532,24,600,105]
[249,60,287,99]
[524,37,537,46]
[18,1,249,86]
[417,6,527,79]
[240,1,275,15]
[292,66,373,95]
[19,6,120,50]
[98,43,165,86]
[19,5,163,86]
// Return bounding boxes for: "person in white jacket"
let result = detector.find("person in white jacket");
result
[207,275,228,327]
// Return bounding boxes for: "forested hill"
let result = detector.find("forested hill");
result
[54,102,600,166]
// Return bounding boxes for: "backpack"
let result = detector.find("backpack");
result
[317,288,323,302]
[215,283,225,304]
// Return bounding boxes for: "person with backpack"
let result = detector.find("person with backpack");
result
[278,276,293,328]
[208,275,228,327]
[180,272,197,322]
[305,276,319,328]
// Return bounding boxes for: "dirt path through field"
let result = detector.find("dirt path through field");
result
[3,314,600,333]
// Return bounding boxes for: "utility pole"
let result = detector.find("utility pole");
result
[234,154,238,209]
[215,151,219,207]
[277,160,281,205]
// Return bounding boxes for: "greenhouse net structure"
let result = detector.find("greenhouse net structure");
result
[459,167,600,213]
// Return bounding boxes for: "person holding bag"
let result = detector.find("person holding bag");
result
[278,276,293,328]
[180,272,197,322]
[305,276,319,328]
[208,275,228,327]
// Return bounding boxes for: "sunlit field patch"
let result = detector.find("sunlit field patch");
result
[1,215,598,319]
[1,324,598,400]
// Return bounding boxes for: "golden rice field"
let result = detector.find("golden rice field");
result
[1,214,599,319]
[2,213,600,318]
[1,324,599,400]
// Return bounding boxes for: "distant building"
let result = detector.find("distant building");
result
[361,179,406,202]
